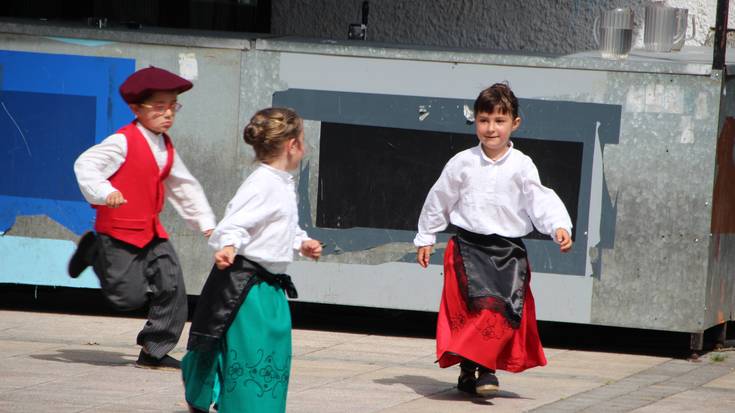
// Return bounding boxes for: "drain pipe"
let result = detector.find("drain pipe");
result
[712,0,729,73]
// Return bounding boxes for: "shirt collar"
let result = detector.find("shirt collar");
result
[259,162,294,183]
[135,121,162,140]
[478,141,514,164]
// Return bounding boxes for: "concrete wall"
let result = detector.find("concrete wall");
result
[272,0,734,55]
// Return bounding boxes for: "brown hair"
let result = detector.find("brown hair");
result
[473,82,519,119]
[243,107,303,163]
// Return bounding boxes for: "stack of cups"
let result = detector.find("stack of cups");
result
[671,8,695,51]
[595,8,635,60]
[644,1,686,52]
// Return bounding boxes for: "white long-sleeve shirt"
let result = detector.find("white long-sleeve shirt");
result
[74,122,216,233]
[208,163,311,274]
[414,143,573,247]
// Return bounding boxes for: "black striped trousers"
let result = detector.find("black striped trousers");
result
[92,234,188,359]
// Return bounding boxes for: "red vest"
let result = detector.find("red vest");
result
[94,122,175,248]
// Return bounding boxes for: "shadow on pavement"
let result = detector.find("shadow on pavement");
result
[30,348,136,367]
[373,374,524,405]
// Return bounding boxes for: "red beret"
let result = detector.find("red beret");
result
[119,66,193,104]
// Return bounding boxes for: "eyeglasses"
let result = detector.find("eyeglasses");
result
[139,102,182,113]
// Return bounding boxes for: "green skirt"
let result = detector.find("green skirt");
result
[182,281,292,413]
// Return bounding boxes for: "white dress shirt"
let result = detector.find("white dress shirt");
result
[208,163,311,274]
[74,122,216,232]
[414,143,573,247]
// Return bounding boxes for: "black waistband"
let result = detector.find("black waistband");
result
[187,256,298,351]
[456,227,523,247]
[240,257,299,299]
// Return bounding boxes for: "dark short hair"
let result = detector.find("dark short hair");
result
[473,82,519,119]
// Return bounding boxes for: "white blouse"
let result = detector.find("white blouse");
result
[414,143,573,247]
[208,163,311,274]
[73,122,216,233]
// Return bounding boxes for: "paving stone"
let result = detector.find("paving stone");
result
[2,310,734,413]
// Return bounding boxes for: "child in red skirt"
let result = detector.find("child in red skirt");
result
[414,83,573,397]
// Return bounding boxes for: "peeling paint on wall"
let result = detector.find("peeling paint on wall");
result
[178,53,198,81]
[48,37,114,47]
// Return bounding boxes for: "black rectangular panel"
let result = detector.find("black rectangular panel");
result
[316,122,582,240]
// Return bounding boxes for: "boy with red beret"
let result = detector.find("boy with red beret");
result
[69,66,216,370]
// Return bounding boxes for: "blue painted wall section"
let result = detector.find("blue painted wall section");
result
[0,50,134,288]
[1,91,95,200]
[0,50,135,235]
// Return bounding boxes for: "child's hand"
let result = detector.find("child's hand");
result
[203,229,213,238]
[417,245,433,268]
[300,239,323,260]
[214,246,236,269]
[105,191,127,208]
[555,228,573,253]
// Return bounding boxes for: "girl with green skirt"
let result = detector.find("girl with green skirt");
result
[182,107,322,412]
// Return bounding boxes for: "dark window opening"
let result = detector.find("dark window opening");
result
[316,122,582,241]
[0,0,271,33]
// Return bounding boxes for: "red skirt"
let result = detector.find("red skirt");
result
[436,237,546,373]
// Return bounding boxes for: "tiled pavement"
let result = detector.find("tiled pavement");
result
[1,310,734,412]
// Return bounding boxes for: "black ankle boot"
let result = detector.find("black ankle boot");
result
[68,231,98,278]
[475,367,499,396]
[457,360,478,395]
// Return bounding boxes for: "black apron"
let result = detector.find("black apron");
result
[454,227,528,328]
[187,255,298,351]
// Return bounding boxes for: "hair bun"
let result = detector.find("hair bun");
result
[243,122,262,145]
[242,107,303,162]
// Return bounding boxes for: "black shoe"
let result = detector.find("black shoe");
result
[135,350,180,371]
[475,370,499,397]
[457,370,477,395]
[68,231,97,278]
[187,404,208,413]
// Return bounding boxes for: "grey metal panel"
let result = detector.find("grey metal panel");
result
[156,50,244,292]
[266,49,722,332]
[589,71,720,332]
[287,261,594,324]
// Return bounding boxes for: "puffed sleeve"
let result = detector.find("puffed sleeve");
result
[521,157,573,238]
[164,152,217,233]
[208,183,275,251]
[414,160,461,247]
[73,134,127,205]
